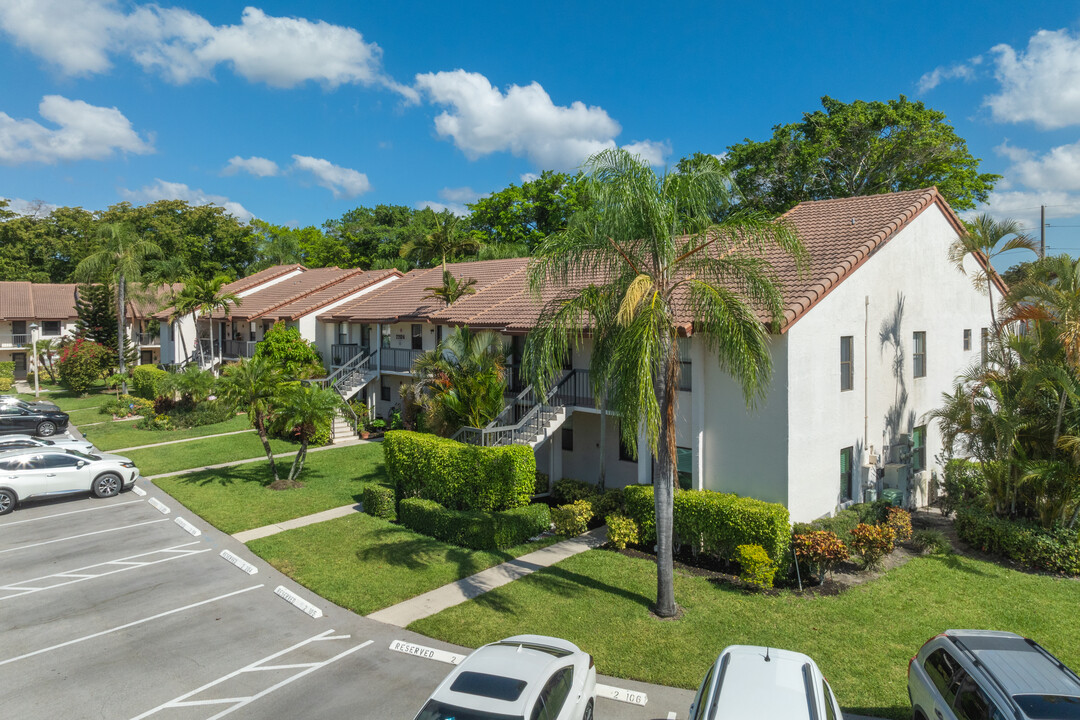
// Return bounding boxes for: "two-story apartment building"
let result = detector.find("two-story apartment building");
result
[0,282,78,378]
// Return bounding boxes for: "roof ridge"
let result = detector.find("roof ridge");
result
[243,268,365,320]
[279,268,402,320]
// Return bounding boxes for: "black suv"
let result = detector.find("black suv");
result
[0,403,70,437]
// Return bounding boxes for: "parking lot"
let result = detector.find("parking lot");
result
[0,481,693,719]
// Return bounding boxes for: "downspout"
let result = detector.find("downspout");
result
[864,295,869,450]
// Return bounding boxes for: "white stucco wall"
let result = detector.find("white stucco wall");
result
[784,205,991,522]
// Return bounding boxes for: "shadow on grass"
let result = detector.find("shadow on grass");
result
[467,560,654,616]
[924,552,991,576]
[174,461,280,487]
[356,524,512,574]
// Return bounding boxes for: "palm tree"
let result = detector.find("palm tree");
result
[74,222,162,389]
[400,208,481,272]
[169,365,216,405]
[175,275,241,374]
[411,326,508,435]
[423,270,478,306]
[217,356,283,485]
[524,148,804,617]
[275,384,342,488]
[949,213,1037,334]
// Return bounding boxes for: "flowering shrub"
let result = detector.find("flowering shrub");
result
[792,530,850,578]
[849,523,896,569]
[57,338,110,395]
[735,544,778,590]
[606,514,639,550]
[885,507,913,542]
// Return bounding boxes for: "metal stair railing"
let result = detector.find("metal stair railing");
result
[314,349,375,394]
[452,371,577,447]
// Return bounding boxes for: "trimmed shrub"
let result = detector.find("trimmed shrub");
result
[912,529,952,555]
[849,523,895,569]
[131,365,171,400]
[398,498,551,550]
[552,500,593,536]
[0,377,11,392]
[383,431,535,512]
[885,507,913,542]
[552,477,596,504]
[591,487,625,520]
[102,394,154,418]
[135,414,173,431]
[534,472,549,495]
[167,402,235,429]
[0,360,14,379]
[955,505,1080,574]
[735,544,778,590]
[801,508,861,538]
[792,530,849,578]
[856,500,892,526]
[941,460,986,517]
[606,514,639,549]
[362,486,396,521]
[623,485,657,545]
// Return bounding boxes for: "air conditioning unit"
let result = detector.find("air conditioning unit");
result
[884,463,908,490]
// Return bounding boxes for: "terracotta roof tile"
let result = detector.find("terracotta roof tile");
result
[0,282,78,320]
[223,264,306,295]
[214,267,364,320]
[256,269,401,321]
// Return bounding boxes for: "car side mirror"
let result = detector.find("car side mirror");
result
[77,460,86,468]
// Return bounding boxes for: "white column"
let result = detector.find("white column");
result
[637,420,652,485]
[549,436,562,491]
[691,338,706,490]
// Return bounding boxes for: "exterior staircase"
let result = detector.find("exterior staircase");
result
[451,371,578,448]
[330,408,362,444]
[314,350,378,444]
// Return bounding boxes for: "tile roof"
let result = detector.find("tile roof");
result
[0,282,78,320]
[127,283,183,319]
[212,267,362,320]
[223,264,306,295]
[242,268,401,322]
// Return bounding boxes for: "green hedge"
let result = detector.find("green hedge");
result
[398,498,551,550]
[362,486,396,521]
[623,485,791,562]
[383,431,535,512]
[131,365,171,400]
[0,361,14,379]
[955,505,1080,575]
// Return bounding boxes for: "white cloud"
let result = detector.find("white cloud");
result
[415,186,486,216]
[519,172,540,183]
[976,189,1080,231]
[1,196,57,217]
[440,186,482,203]
[0,95,153,165]
[223,155,280,177]
[121,179,253,221]
[996,139,1080,192]
[414,69,667,170]
[0,2,416,98]
[622,140,671,166]
[985,28,1080,128]
[917,56,982,93]
[291,155,371,198]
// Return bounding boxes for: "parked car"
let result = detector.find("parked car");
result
[0,434,97,455]
[0,403,69,437]
[414,635,597,720]
[0,448,139,514]
[909,630,1080,720]
[689,645,843,720]
[0,395,62,412]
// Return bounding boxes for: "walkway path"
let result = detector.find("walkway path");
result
[232,503,365,543]
[109,428,256,453]
[145,438,368,480]
[367,527,608,627]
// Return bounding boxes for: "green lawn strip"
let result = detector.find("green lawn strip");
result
[152,442,387,533]
[248,513,560,616]
[408,549,1080,720]
[123,432,299,476]
[81,414,251,451]
[18,386,111,411]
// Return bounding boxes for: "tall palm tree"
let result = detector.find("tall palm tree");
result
[423,270,478,306]
[524,148,804,617]
[949,213,1037,334]
[275,384,342,488]
[175,275,241,374]
[400,208,481,272]
[217,356,283,485]
[74,222,162,389]
[411,326,508,435]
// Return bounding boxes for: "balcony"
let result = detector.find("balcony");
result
[223,339,258,358]
[135,332,160,346]
[0,334,28,348]
[330,343,365,367]
[380,347,424,372]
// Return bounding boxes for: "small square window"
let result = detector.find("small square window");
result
[840,336,854,392]
[840,446,854,502]
[42,320,61,336]
[963,329,971,351]
[380,383,391,402]
[618,436,635,462]
[913,331,926,378]
[561,427,573,451]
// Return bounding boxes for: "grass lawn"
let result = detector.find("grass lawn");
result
[153,442,387,533]
[80,414,252,451]
[409,549,1080,719]
[123,432,299,476]
[19,381,110,411]
[249,512,559,616]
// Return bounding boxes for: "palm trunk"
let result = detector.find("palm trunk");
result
[253,411,280,485]
[288,440,309,483]
[653,345,680,618]
[598,388,608,492]
[118,276,128,394]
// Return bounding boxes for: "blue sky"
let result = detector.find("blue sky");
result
[1,1,1079,263]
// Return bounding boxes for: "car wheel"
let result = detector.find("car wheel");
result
[0,489,15,515]
[36,421,57,437]
[92,473,121,498]
[582,699,594,720]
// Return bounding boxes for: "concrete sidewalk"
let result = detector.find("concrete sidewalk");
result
[367,527,608,627]
[232,502,364,543]
[110,428,256,453]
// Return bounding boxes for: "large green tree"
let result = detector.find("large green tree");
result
[525,149,804,617]
[74,283,136,371]
[322,204,419,268]
[400,208,480,271]
[721,95,1000,214]
[465,170,587,251]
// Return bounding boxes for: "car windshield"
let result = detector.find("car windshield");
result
[492,642,572,659]
[414,700,524,720]
[449,672,528,702]
[63,449,99,461]
[1013,695,1080,719]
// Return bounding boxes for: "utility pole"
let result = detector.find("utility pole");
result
[1040,205,1046,259]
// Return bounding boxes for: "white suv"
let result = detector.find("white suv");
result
[0,433,97,455]
[0,448,140,514]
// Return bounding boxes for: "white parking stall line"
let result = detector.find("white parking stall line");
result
[129,630,373,720]
[0,584,264,668]
[0,542,208,601]
[0,518,170,554]
[0,499,145,528]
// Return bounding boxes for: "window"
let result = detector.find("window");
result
[840,336,854,392]
[913,331,926,378]
[39,453,81,469]
[981,328,990,365]
[380,382,391,402]
[678,337,692,391]
[381,326,391,349]
[412,324,423,350]
[530,667,573,720]
[924,649,962,704]
[619,435,635,462]
[677,446,693,490]
[964,329,972,351]
[822,680,838,720]
[42,320,61,336]
[689,663,715,720]
[840,446,853,502]
[953,676,993,720]
[561,427,573,451]
[912,425,926,472]
[337,322,347,346]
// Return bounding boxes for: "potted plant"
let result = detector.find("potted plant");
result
[369,418,387,437]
